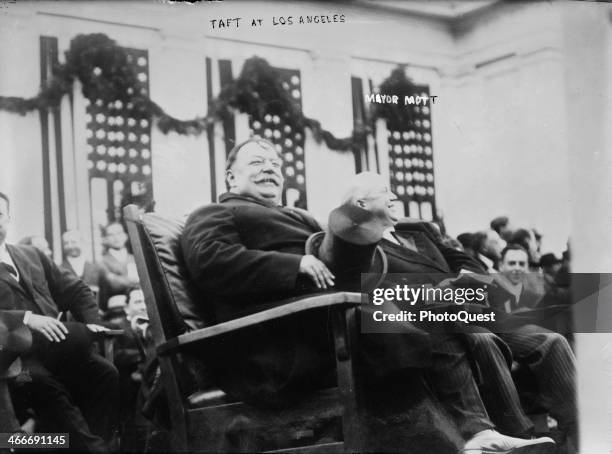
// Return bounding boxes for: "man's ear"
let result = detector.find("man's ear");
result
[226,170,235,189]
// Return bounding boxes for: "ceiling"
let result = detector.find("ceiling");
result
[353,0,499,20]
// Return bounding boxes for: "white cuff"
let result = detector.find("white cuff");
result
[23,310,32,325]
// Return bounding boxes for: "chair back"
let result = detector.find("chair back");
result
[124,205,209,343]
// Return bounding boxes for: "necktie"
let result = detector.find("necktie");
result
[1,262,18,280]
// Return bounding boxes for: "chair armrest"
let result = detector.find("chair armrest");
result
[94,330,124,361]
[99,329,125,337]
[156,291,362,356]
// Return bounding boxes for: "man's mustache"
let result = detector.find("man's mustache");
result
[255,174,282,186]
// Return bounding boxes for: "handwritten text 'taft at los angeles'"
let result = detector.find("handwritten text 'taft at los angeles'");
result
[209,14,346,29]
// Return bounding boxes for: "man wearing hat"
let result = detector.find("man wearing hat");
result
[0,191,118,453]
[181,138,553,453]
[539,253,563,294]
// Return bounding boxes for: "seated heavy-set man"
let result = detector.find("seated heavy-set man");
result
[339,173,577,452]
[0,192,118,453]
[181,138,554,453]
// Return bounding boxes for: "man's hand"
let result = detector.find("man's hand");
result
[86,324,111,333]
[299,255,335,289]
[25,314,68,342]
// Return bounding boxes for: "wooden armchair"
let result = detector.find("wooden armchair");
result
[123,205,365,453]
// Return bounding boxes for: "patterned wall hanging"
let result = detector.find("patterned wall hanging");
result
[248,68,307,209]
[84,48,153,223]
[386,85,436,221]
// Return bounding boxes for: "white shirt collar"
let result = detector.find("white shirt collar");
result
[383,227,400,244]
[477,253,495,271]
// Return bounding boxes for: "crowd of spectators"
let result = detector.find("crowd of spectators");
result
[437,216,571,317]
[11,222,152,451]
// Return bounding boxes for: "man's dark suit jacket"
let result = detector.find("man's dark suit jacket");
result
[1,245,117,451]
[61,259,102,290]
[384,221,485,276]
[182,192,334,402]
[1,245,99,324]
[181,192,322,324]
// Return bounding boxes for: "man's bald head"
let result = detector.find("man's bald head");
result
[342,172,398,225]
[342,172,387,204]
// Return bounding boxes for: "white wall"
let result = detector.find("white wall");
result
[149,37,210,217]
[437,2,570,254]
[0,10,46,244]
[561,4,612,450]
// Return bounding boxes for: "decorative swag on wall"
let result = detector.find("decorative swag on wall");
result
[0,33,417,152]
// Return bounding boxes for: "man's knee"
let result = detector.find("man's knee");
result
[543,332,573,357]
[467,332,503,356]
[81,353,120,395]
[469,332,498,347]
[24,363,65,391]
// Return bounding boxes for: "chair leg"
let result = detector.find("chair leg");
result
[0,380,19,432]
[331,308,364,453]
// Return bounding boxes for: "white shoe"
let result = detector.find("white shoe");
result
[462,429,556,454]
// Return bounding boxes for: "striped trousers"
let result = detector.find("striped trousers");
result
[467,325,576,436]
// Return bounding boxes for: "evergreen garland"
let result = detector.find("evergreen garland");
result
[371,66,416,130]
[0,33,415,151]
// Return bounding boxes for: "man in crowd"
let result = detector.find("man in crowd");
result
[497,245,545,311]
[98,222,139,312]
[539,253,563,294]
[491,216,514,242]
[0,192,118,453]
[180,138,554,453]
[510,229,541,272]
[61,230,103,293]
[473,229,507,272]
[472,245,576,452]
[111,287,149,449]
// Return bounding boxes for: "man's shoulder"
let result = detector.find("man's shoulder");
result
[186,195,275,224]
[185,202,235,226]
[8,244,42,264]
[286,206,315,220]
[188,201,232,215]
[395,219,437,235]
[60,259,72,270]
[8,244,60,282]
[99,251,121,270]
